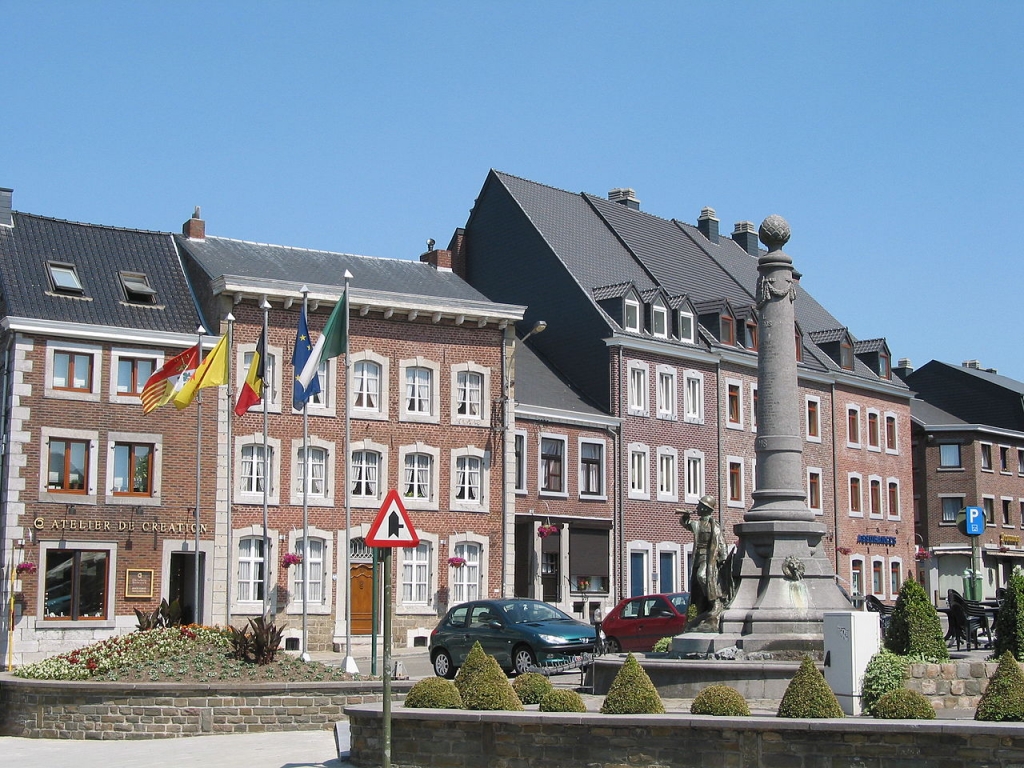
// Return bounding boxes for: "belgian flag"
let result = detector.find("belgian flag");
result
[234,331,266,416]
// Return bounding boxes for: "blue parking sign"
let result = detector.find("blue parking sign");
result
[964,505,986,536]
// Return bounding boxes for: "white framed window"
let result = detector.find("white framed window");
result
[657,446,678,502]
[684,449,705,503]
[889,559,903,599]
[109,348,159,404]
[451,362,490,424]
[45,341,101,402]
[684,371,704,424]
[624,294,641,332]
[451,446,489,512]
[678,311,695,343]
[290,437,336,507]
[807,467,823,514]
[236,434,281,505]
[399,443,439,510]
[652,299,668,338]
[514,431,527,494]
[627,541,652,597]
[805,395,822,443]
[351,351,389,420]
[750,384,758,432]
[400,357,440,423]
[350,439,387,506]
[884,411,898,454]
[237,341,284,413]
[656,365,677,420]
[727,456,745,507]
[287,532,331,611]
[105,431,162,506]
[846,404,862,448]
[399,534,438,613]
[39,426,99,504]
[579,438,606,499]
[868,475,883,518]
[627,361,649,416]
[850,557,865,597]
[887,478,901,520]
[726,379,743,429]
[235,530,271,606]
[871,558,885,596]
[293,358,335,416]
[628,443,650,500]
[449,533,487,605]
[866,409,881,452]
[539,433,568,497]
[848,472,863,517]
[656,543,681,593]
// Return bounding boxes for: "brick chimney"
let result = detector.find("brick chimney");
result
[420,247,452,271]
[0,188,12,228]
[447,228,467,278]
[697,207,719,243]
[732,221,758,256]
[608,188,640,210]
[182,206,205,239]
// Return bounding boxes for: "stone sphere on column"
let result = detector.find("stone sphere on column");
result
[758,215,790,251]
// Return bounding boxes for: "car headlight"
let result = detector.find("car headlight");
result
[538,634,569,645]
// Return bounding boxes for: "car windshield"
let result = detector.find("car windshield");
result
[499,601,573,624]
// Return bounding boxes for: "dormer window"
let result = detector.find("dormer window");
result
[795,328,803,362]
[624,296,641,332]
[720,315,735,346]
[745,319,758,351]
[119,271,157,304]
[652,302,668,338]
[678,312,694,343]
[840,340,854,370]
[47,262,84,294]
[879,352,891,380]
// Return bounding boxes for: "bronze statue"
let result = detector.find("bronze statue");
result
[679,495,734,632]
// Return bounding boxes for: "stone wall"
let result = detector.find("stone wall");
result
[0,673,413,739]
[347,705,1024,768]
[904,659,999,710]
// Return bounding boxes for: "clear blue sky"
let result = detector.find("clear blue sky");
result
[6,3,1024,381]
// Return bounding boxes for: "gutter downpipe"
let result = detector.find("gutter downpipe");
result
[616,345,625,601]
[2,336,15,669]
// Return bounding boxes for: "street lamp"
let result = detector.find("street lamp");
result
[501,320,547,597]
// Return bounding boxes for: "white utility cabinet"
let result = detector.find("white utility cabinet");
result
[823,610,881,715]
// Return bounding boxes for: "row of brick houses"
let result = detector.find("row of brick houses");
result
[0,171,931,666]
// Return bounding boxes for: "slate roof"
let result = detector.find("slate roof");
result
[854,338,888,354]
[906,360,1024,432]
[177,235,501,306]
[515,338,608,418]
[0,213,202,335]
[910,397,969,428]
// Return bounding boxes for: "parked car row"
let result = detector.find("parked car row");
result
[428,592,690,678]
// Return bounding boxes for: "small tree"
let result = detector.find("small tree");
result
[454,641,523,711]
[777,656,844,718]
[600,653,665,714]
[884,577,948,660]
[975,651,1024,721]
[994,569,1024,660]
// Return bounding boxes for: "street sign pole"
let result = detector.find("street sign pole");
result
[382,546,392,768]
[958,506,986,599]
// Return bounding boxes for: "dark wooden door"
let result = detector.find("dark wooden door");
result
[350,563,373,634]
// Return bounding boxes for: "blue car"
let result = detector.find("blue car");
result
[429,598,597,678]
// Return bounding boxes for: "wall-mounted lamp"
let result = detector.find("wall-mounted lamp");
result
[65,504,77,516]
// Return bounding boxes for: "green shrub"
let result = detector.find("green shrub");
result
[600,653,665,714]
[651,637,673,653]
[861,649,910,715]
[539,688,588,713]
[454,641,523,711]
[512,671,553,705]
[777,656,844,718]
[994,570,1024,661]
[871,688,935,719]
[404,676,464,709]
[690,684,750,716]
[975,651,1024,721]
[884,578,948,660]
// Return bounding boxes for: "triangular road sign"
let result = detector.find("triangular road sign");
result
[365,488,420,548]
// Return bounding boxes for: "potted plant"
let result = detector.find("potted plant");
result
[576,577,591,592]
[16,561,36,575]
[281,552,302,569]
[537,524,559,539]
[448,556,466,568]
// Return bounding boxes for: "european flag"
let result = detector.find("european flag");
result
[292,305,322,408]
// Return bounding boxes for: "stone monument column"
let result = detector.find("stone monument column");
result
[676,216,848,655]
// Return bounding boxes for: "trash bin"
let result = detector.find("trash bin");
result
[962,569,983,601]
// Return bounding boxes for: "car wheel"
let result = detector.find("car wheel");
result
[433,649,456,679]
[512,645,536,675]
[606,637,621,653]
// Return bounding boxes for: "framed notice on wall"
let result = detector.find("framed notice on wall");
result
[125,568,154,599]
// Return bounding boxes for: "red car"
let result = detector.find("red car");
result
[600,592,690,652]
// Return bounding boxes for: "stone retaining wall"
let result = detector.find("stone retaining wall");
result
[0,673,414,739]
[904,660,999,710]
[346,704,1024,768]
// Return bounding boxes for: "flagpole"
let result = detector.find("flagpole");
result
[260,297,271,618]
[225,313,235,624]
[342,271,356,673]
[300,288,311,663]
[194,325,205,625]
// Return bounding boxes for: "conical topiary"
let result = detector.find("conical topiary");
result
[884,577,948,660]
[690,684,750,717]
[512,671,553,705]
[871,688,936,719]
[453,641,523,711]
[993,569,1024,661]
[404,676,464,709]
[975,651,1024,721]
[777,656,844,718]
[600,653,665,714]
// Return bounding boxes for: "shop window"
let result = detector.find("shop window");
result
[43,548,108,620]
